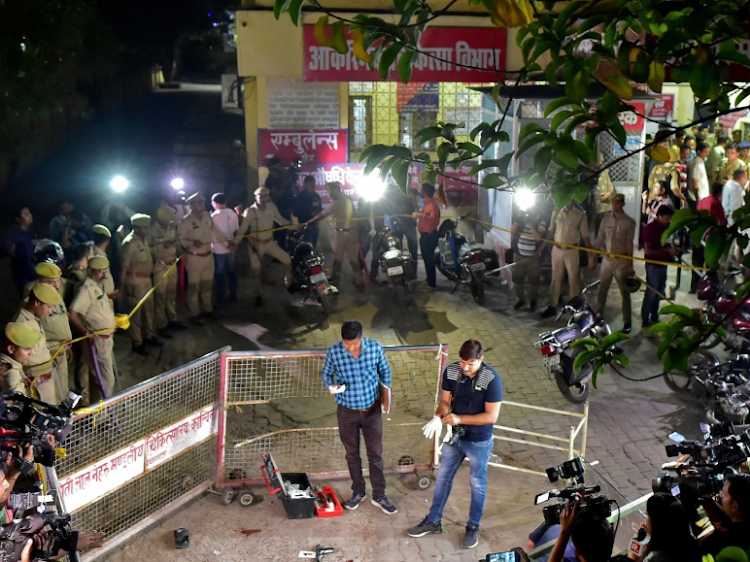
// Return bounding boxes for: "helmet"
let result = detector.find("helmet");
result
[33,239,64,267]
[623,276,641,293]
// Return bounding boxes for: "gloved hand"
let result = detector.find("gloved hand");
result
[422,415,443,439]
[328,384,346,394]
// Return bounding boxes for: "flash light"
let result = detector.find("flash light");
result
[514,187,536,212]
[170,177,185,190]
[357,173,386,203]
[110,175,130,193]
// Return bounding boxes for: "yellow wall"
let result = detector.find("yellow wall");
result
[236,11,303,77]
[663,83,694,126]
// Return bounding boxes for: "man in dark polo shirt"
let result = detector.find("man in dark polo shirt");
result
[408,339,503,550]
[412,183,441,288]
[641,205,677,329]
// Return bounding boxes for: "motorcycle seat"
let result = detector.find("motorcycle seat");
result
[553,327,580,346]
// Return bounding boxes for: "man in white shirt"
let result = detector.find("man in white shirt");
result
[211,193,239,307]
[234,187,294,306]
[688,142,710,208]
[722,168,747,226]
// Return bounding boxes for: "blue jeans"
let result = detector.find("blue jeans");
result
[213,252,237,304]
[641,264,667,325]
[427,437,493,527]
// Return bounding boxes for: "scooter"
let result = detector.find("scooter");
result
[286,226,336,314]
[694,267,750,351]
[435,213,499,305]
[372,219,417,302]
[535,281,616,404]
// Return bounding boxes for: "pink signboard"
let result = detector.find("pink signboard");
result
[304,26,507,82]
[258,129,348,167]
[439,163,479,207]
[647,94,674,119]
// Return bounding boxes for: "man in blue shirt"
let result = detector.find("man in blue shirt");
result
[322,320,396,515]
[408,339,503,550]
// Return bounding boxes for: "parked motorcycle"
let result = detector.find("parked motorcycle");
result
[286,226,335,314]
[535,281,617,404]
[435,213,499,305]
[372,219,417,302]
[664,351,750,424]
[694,267,750,351]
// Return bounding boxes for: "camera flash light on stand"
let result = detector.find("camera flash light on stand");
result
[514,187,536,212]
[109,175,130,193]
[170,177,185,191]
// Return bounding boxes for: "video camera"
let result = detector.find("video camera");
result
[0,513,78,562]
[534,458,612,526]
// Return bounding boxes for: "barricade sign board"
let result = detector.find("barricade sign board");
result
[145,405,218,470]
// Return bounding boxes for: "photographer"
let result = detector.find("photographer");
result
[407,339,502,550]
[545,503,614,562]
[627,493,699,562]
[701,474,750,555]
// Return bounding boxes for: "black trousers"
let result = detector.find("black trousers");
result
[419,231,439,287]
[337,402,386,497]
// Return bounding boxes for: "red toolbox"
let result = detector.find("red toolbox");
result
[261,453,316,520]
[314,486,343,518]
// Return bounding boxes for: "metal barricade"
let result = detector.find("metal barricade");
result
[57,347,227,562]
[215,345,447,489]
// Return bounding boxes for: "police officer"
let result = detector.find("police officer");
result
[150,205,185,337]
[594,193,636,333]
[308,182,363,291]
[540,200,594,319]
[28,263,73,399]
[13,282,62,404]
[739,141,750,170]
[234,186,293,307]
[177,193,232,324]
[0,323,41,394]
[716,143,747,184]
[91,224,118,303]
[121,213,161,355]
[69,256,116,403]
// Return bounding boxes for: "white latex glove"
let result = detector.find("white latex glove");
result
[328,384,346,394]
[422,415,443,439]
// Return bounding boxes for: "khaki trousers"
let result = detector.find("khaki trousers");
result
[550,246,580,306]
[247,240,291,298]
[25,362,58,405]
[153,263,178,329]
[83,336,115,403]
[331,230,362,285]
[126,279,155,345]
[50,344,69,402]
[185,254,214,316]
[597,258,632,323]
[513,254,541,302]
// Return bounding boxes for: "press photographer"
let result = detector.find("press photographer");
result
[625,493,699,562]
[700,474,750,555]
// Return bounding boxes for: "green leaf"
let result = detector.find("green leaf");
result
[573,350,600,373]
[550,110,575,133]
[471,153,513,176]
[662,208,697,240]
[553,142,579,170]
[659,304,695,319]
[457,142,484,156]
[414,126,442,144]
[470,122,491,142]
[378,43,403,79]
[544,97,574,118]
[566,70,589,104]
[360,144,390,174]
[391,158,410,191]
[534,146,554,170]
[554,1,590,38]
[274,0,292,20]
[397,49,415,83]
[288,0,305,25]
[568,337,600,350]
[330,21,349,54]
[483,174,506,188]
[519,122,545,143]
[613,354,630,367]
[601,331,631,349]
[704,230,726,266]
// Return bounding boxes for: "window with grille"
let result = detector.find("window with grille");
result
[349,96,372,152]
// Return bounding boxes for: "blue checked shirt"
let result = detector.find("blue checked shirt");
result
[321,337,392,410]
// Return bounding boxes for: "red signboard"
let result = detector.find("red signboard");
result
[618,102,645,130]
[304,26,507,82]
[440,163,479,207]
[647,94,674,119]
[718,108,749,131]
[258,129,348,167]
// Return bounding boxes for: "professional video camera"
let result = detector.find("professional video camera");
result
[0,512,78,562]
[534,458,613,526]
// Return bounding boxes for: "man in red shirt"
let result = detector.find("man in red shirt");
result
[690,182,726,293]
[413,183,441,288]
[641,206,678,329]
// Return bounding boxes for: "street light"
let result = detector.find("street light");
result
[110,175,130,193]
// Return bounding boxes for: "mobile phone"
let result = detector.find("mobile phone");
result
[486,551,521,562]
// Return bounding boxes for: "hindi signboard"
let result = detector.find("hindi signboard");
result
[145,405,218,470]
[647,94,674,119]
[304,26,506,82]
[258,129,348,167]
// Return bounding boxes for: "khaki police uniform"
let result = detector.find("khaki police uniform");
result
[716,158,747,184]
[324,194,362,286]
[149,220,179,329]
[92,246,116,299]
[38,284,72,401]
[595,211,636,324]
[177,211,227,316]
[70,277,116,403]
[548,204,588,307]
[121,231,155,345]
[234,201,292,298]
[64,264,87,290]
[12,308,57,404]
[0,354,26,395]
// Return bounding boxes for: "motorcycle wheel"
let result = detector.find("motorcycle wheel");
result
[663,351,715,394]
[555,356,589,404]
[318,291,332,315]
[683,325,723,350]
[470,274,485,305]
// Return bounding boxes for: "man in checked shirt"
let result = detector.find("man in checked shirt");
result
[322,320,397,515]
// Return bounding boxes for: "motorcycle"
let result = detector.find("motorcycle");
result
[435,213,499,305]
[664,351,750,424]
[286,226,335,314]
[535,281,616,404]
[694,267,750,351]
[372,219,417,302]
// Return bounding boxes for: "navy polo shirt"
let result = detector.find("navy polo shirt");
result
[441,361,503,442]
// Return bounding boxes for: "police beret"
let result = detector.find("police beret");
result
[92,224,112,237]
[35,262,61,279]
[5,322,41,348]
[186,192,205,204]
[254,187,270,196]
[88,256,110,270]
[131,213,152,228]
[30,282,62,306]
[156,205,175,223]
